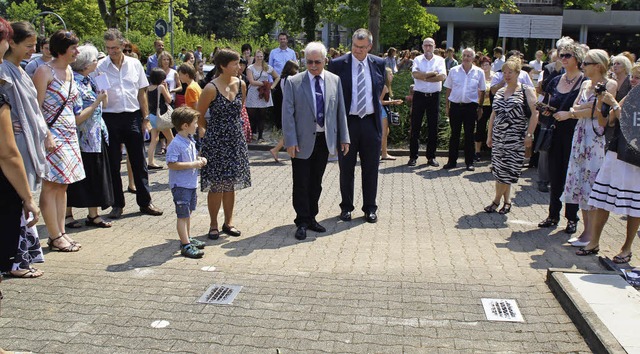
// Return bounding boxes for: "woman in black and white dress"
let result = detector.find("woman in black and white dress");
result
[485,57,538,214]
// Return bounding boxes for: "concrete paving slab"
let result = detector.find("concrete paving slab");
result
[1,150,637,352]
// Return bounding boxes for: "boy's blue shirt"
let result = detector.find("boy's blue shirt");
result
[166,134,198,189]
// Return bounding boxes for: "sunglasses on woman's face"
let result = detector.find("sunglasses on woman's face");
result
[123,49,132,53]
[559,53,573,59]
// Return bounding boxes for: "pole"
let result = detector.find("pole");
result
[126,0,129,33]
[169,0,174,58]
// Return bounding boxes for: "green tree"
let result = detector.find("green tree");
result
[6,0,39,22]
[181,0,245,39]
[334,0,439,48]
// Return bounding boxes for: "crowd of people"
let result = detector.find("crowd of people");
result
[0,16,638,279]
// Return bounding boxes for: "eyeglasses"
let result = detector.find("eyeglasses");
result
[307,59,324,65]
[582,62,597,66]
[123,49,132,53]
[559,53,573,59]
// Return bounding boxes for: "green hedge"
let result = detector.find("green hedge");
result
[82,30,278,63]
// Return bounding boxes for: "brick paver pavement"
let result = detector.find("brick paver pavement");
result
[1,151,636,353]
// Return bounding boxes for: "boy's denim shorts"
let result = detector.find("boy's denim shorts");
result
[171,187,197,218]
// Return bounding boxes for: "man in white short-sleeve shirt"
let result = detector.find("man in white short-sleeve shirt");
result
[97,28,163,219]
[408,37,447,167]
[443,48,486,171]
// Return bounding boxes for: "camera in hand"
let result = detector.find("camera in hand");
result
[594,82,607,95]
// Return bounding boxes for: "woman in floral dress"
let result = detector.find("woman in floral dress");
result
[559,49,617,247]
[197,49,251,240]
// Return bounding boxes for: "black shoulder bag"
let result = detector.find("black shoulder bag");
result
[534,76,582,153]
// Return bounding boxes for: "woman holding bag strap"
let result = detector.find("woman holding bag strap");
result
[33,30,85,252]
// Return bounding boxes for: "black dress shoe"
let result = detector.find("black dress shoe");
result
[140,204,163,216]
[108,207,123,219]
[308,220,326,232]
[442,162,456,169]
[466,165,475,171]
[407,159,417,167]
[295,226,307,240]
[427,159,439,167]
[339,211,352,221]
[365,212,378,223]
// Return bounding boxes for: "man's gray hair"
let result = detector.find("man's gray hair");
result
[104,28,125,45]
[70,44,99,73]
[352,28,372,44]
[305,41,327,59]
[462,47,475,56]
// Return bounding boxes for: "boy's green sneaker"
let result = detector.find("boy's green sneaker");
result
[189,237,205,249]
[181,244,204,259]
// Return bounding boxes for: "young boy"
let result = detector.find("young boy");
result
[166,107,208,258]
[177,63,202,109]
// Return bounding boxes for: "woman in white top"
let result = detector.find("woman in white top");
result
[158,51,180,98]
[245,50,279,141]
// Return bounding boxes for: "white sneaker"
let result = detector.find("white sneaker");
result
[570,240,590,247]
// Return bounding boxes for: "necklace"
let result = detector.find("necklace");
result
[225,86,231,93]
[564,73,580,85]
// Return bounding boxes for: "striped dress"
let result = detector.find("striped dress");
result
[490,86,529,185]
[42,64,85,184]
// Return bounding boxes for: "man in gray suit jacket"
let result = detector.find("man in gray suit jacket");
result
[282,42,350,240]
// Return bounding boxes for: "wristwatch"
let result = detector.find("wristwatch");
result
[526,133,534,138]
[613,105,621,111]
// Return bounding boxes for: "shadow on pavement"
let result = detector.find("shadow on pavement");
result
[456,211,509,229]
[219,216,362,257]
[105,238,178,272]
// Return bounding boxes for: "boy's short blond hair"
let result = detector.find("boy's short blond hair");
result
[171,106,199,131]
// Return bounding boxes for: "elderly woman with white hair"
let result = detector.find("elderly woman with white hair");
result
[64,44,114,228]
[610,54,632,101]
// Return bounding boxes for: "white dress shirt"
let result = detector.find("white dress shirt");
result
[97,55,149,113]
[411,54,447,93]
[350,55,374,116]
[308,71,326,132]
[492,56,505,72]
[490,70,534,88]
[443,64,486,103]
[529,59,543,81]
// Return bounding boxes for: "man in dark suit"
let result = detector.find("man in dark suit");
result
[328,29,385,224]
[282,42,350,240]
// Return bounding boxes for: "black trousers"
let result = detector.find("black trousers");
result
[247,107,269,139]
[338,114,381,214]
[103,111,152,209]
[291,133,329,227]
[548,121,579,221]
[448,102,478,166]
[0,171,21,272]
[410,91,440,160]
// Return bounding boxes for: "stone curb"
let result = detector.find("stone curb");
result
[546,268,627,354]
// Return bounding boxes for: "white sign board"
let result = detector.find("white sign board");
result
[499,14,563,39]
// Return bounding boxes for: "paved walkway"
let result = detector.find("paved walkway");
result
[1,151,636,353]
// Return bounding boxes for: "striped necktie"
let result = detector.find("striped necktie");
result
[356,61,366,118]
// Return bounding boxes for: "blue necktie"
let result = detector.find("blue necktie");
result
[315,76,324,128]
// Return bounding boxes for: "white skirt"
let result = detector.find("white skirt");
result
[588,151,640,217]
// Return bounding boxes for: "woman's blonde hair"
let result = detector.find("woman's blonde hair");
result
[585,49,609,75]
[157,51,174,69]
[384,67,393,97]
[501,56,522,73]
[255,50,268,72]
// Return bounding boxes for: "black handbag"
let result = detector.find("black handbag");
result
[384,105,400,126]
[534,115,555,153]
